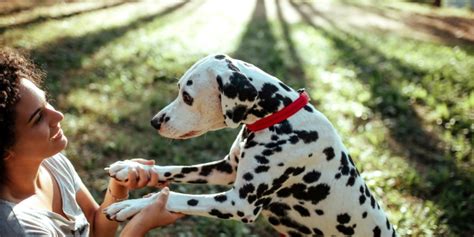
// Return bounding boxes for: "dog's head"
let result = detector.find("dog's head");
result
[151,54,259,139]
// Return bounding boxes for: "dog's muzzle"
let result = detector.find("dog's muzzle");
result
[151,113,168,130]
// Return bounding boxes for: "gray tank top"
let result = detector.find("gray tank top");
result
[0,153,90,236]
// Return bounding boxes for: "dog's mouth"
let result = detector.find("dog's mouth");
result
[178,130,201,139]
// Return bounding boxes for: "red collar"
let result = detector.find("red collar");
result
[246,90,310,132]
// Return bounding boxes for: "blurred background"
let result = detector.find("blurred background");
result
[1,0,472,236]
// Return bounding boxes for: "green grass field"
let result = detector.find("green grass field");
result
[1,0,472,236]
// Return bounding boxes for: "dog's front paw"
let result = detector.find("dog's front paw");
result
[105,160,151,181]
[103,194,158,221]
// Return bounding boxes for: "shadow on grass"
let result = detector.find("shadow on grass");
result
[0,1,135,34]
[232,0,308,90]
[30,0,190,96]
[291,1,473,235]
[274,0,309,90]
[342,1,474,53]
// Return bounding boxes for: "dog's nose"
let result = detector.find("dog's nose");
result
[150,117,161,130]
[151,113,168,130]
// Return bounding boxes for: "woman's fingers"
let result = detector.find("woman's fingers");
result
[148,171,159,187]
[126,170,138,189]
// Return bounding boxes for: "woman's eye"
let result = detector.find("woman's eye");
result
[34,112,43,125]
[182,91,194,106]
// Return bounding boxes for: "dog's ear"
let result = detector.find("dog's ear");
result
[215,58,258,128]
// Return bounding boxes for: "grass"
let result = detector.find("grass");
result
[1,0,472,236]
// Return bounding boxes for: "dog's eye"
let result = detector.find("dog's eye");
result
[182,91,194,106]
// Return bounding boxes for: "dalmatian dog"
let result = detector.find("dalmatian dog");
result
[104,54,396,237]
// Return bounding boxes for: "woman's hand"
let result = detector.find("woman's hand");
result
[111,158,164,190]
[120,187,185,237]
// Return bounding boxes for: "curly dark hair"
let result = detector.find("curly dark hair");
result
[0,47,44,185]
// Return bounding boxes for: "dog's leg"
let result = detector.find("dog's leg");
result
[104,188,263,223]
[107,154,238,185]
[107,134,244,185]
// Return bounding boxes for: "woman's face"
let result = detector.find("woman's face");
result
[9,78,67,160]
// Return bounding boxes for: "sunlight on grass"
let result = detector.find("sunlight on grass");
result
[1,0,472,235]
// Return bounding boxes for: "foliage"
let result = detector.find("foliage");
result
[1,0,472,236]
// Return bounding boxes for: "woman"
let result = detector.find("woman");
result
[0,48,183,236]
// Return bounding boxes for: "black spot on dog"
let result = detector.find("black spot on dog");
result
[288,231,303,237]
[294,130,319,143]
[182,91,194,106]
[280,217,312,234]
[275,120,293,135]
[360,195,366,205]
[249,83,282,118]
[181,167,199,174]
[337,213,351,224]
[214,194,227,202]
[292,167,306,176]
[323,147,335,161]
[371,196,376,209]
[209,209,233,219]
[303,170,321,183]
[315,209,324,215]
[386,217,391,230]
[278,82,292,92]
[247,194,257,204]
[226,60,240,72]
[199,160,233,176]
[215,55,226,60]
[243,172,253,181]
[303,105,313,112]
[255,165,270,173]
[307,183,331,205]
[255,197,272,208]
[245,140,258,149]
[173,174,185,179]
[293,205,311,217]
[164,172,171,177]
[253,206,261,215]
[268,216,280,225]
[276,187,292,198]
[269,202,291,216]
[336,225,355,235]
[239,183,255,199]
[373,226,381,237]
[187,199,198,206]
[346,176,356,186]
[226,105,249,123]
[313,227,324,235]
[254,155,269,164]
[362,212,368,218]
[188,179,208,184]
[271,135,279,140]
[289,135,299,144]
[237,211,244,217]
[186,80,193,86]
[256,183,269,197]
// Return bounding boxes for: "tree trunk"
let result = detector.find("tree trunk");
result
[433,0,442,7]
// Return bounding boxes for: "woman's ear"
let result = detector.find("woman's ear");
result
[4,150,14,161]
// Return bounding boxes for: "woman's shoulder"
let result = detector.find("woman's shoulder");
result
[42,153,83,192]
[43,153,76,174]
[0,200,26,236]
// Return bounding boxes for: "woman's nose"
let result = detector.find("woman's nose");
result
[47,104,64,123]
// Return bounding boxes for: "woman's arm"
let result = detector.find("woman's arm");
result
[77,159,158,237]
